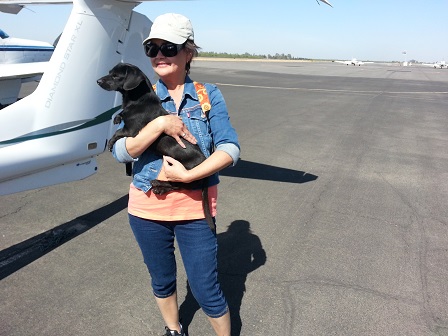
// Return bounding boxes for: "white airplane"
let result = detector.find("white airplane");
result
[0,28,55,105]
[334,58,374,66]
[0,0,330,196]
[0,0,155,195]
[422,60,447,69]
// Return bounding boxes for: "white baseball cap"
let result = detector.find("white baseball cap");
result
[143,13,194,45]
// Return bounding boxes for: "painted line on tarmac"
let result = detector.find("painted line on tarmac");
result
[215,83,448,95]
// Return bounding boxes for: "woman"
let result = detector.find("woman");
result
[112,13,240,336]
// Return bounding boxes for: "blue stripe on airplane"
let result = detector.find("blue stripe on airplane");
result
[0,46,54,51]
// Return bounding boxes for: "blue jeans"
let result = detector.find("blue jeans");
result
[128,214,229,318]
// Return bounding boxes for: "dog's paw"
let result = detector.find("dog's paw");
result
[151,187,163,195]
[151,186,171,195]
[113,115,122,124]
[151,180,173,195]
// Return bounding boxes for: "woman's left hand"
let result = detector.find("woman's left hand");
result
[163,156,190,183]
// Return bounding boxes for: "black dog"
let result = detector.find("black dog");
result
[97,63,214,230]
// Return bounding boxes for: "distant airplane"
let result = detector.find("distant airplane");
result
[422,61,447,69]
[316,0,333,7]
[334,58,374,66]
[0,28,55,106]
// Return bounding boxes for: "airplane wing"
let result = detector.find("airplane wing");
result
[0,61,47,80]
[334,60,351,65]
[0,62,47,105]
[0,0,72,14]
[333,59,374,66]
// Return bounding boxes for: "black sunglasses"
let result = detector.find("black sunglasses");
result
[144,42,184,58]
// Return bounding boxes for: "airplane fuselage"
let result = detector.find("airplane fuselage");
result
[0,36,54,64]
[350,59,363,66]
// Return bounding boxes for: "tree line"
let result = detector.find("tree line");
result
[198,51,312,61]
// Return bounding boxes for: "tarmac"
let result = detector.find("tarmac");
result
[1,60,448,335]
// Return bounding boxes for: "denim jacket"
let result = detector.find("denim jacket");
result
[112,76,240,193]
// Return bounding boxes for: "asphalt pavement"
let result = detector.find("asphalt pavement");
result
[1,60,448,336]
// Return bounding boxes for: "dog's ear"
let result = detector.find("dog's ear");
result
[123,67,145,91]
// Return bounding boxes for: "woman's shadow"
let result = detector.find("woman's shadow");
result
[179,220,266,336]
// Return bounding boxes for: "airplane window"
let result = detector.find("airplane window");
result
[0,29,10,39]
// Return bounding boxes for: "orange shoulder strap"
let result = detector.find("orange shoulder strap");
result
[152,82,211,118]
[193,81,211,117]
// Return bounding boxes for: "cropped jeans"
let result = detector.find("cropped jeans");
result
[128,214,229,318]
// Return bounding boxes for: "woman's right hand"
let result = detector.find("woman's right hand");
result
[125,115,197,158]
[158,115,197,148]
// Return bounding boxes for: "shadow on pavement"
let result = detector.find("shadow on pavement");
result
[179,220,267,336]
[1,159,314,281]
[0,195,129,280]
[221,159,318,184]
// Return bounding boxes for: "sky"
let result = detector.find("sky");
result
[1,0,447,62]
